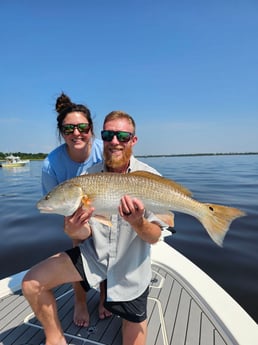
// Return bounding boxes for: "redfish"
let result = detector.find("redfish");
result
[37,171,245,246]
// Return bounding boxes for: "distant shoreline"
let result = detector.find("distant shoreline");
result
[0,151,258,162]
[136,152,258,158]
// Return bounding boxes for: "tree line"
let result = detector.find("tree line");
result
[0,152,47,160]
[1,151,257,161]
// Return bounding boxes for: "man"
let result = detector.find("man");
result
[22,111,168,345]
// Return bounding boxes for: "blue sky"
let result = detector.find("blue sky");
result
[0,0,257,155]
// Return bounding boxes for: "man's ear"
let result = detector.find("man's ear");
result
[131,135,138,146]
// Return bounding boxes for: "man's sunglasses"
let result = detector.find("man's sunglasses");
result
[101,130,133,143]
[61,123,91,135]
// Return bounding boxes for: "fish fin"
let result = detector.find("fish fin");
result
[155,213,175,227]
[92,215,113,227]
[81,194,112,227]
[199,203,246,247]
[81,195,92,207]
[130,171,192,197]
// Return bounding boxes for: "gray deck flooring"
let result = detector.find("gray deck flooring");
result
[0,262,236,345]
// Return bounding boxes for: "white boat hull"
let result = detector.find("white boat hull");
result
[0,240,257,344]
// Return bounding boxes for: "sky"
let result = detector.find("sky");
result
[0,0,257,156]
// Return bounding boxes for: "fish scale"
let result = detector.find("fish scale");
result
[78,173,189,212]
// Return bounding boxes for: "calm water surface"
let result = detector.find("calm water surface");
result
[0,155,258,322]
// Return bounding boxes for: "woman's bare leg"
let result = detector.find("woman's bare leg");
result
[73,281,90,326]
[22,252,82,345]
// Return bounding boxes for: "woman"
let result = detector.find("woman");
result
[42,92,110,327]
[42,93,102,194]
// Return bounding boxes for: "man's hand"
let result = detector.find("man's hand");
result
[119,194,145,222]
[64,205,95,241]
[118,195,161,244]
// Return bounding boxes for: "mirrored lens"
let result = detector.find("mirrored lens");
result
[101,130,114,141]
[77,123,90,132]
[116,131,132,142]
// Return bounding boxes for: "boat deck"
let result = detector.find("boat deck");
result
[0,261,234,345]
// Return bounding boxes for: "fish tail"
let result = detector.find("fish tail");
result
[199,203,246,247]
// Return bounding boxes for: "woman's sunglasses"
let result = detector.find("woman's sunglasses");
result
[61,123,91,135]
[101,130,133,143]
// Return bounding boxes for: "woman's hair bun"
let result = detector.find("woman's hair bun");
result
[55,92,74,114]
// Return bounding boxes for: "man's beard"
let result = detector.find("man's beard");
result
[104,145,132,171]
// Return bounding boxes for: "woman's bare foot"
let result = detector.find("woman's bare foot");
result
[73,302,90,327]
[98,303,112,320]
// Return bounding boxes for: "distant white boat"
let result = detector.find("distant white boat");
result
[0,155,30,168]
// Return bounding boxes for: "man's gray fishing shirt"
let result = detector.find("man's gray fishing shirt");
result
[79,156,167,302]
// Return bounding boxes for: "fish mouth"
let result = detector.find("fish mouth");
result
[37,206,55,213]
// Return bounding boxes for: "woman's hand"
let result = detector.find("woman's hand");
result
[64,205,95,241]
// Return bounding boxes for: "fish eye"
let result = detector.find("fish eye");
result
[45,194,50,200]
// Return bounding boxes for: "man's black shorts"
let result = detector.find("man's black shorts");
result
[65,246,149,323]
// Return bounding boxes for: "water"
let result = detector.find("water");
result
[0,156,258,323]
